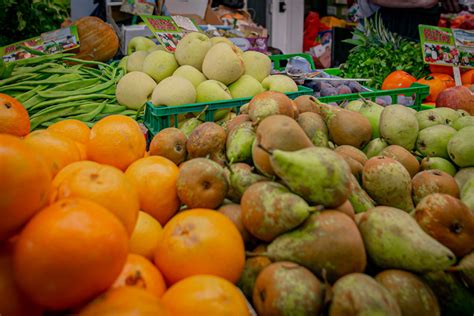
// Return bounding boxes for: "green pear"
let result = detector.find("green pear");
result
[179,117,201,137]
[228,163,267,201]
[174,32,211,71]
[147,45,165,53]
[358,206,456,272]
[115,71,156,110]
[202,43,244,85]
[448,126,474,167]
[237,245,271,300]
[344,100,364,112]
[126,51,148,72]
[416,109,445,130]
[118,56,128,72]
[362,156,414,212]
[228,75,264,99]
[348,174,375,213]
[422,270,474,315]
[172,65,206,88]
[196,80,232,102]
[416,125,457,159]
[455,167,474,190]
[447,251,474,288]
[375,270,440,316]
[296,112,329,147]
[453,116,474,130]
[359,99,383,138]
[261,75,298,93]
[421,157,457,176]
[142,50,178,83]
[363,138,388,158]
[266,211,367,283]
[458,109,470,116]
[268,147,351,207]
[241,181,316,242]
[242,51,272,82]
[226,121,255,163]
[461,178,474,211]
[433,107,461,125]
[380,104,419,150]
[127,36,157,55]
[330,273,402,316]
[210,36,234,46]
[151,76,196,106]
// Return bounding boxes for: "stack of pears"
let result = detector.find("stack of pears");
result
[148,87,474,315]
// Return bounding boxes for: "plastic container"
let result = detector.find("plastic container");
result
[144,85,312,137]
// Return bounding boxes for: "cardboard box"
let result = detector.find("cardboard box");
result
[166,0,223,25]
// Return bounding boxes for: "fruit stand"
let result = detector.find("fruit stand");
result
[1,3,474,316]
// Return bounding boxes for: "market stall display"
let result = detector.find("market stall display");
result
[1,8,474,316]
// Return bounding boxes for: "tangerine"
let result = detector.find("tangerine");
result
[381,70,416,90]
[86,115,146,171]
[155,209,245,284]
[125,156,180,225]
[129,211,164,261]
[0,134,51,240]
[47,119,90,144]
[13,198,128,310]
[0,93,30,136]
[162,275,249,316]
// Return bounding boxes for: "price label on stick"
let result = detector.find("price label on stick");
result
[419,25,474,86]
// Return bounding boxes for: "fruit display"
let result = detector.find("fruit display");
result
[2,75,474,314]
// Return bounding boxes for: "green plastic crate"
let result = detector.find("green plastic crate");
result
[144,85,312,137]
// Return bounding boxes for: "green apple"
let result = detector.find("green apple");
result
[127,36,157,55]
[118,56,128,72]
[151,76,196,106]
[142,50,178,83]
[243,51,272,82]
[116,71,157,110]
[210,36,234,46]
[126,51,148,72]
[173,65,206,88]
[175,32,212,71]
[262,75,298,93]
[196,80,232,103]
[202,43,245,85]
[229,74,264,98]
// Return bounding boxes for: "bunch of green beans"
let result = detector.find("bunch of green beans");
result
[0,53,138,130]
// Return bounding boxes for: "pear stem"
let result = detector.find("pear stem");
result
[308,205,325,213]
[257,143,273,155]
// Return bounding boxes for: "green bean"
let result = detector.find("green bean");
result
[0,86,37,92]
[101,104,126,114]
[13,63,60,74]
[0,73,37,87]
[63,57,112,69]
[48,78,99,92]
[38,79,115,98]
[23,95,47,109]
[7,74,82,87]
[30,102,84,119]
[18,45,47,56]
[16,85,48,103]
[68,102,106,122]
[31,94,115,111]
[30,107,78,130]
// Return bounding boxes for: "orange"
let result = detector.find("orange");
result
[0,93,30,136]
[417,75,446,102]
[86,115,146,171]
[47,119,91,144]
[13,198,129,310]
[462,69,474,85]
[432,73,455,89]
[75,141,88,160]
[125,156,180,225]
[24,130,82,177]
[0,134,51,240]
[155,209,245,284]
[50,161,139,235]
[0,242,43,316]
[162,275,249,316]
[381,70,416,90]
[78,286,170,316]
[50,160,99,197]
[112,254,167,297]
[129,211,164,261]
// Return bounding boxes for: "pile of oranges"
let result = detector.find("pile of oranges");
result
[0,93,249,315]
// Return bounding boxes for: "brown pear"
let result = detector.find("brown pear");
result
[225,114,251,135]
[335,200,356,221]
[176,158,228,209]
[334,145,368,165]
[186,122,226,164]
[328,109,372,149]
[149,127,187,165]
[248,91,296,123]
[294,95,319,114]
[414,193,474,257]
[381,145,420,178]
[237,245,272,300]
[253,115,313,176]
[412,170,460,205]
[218,204,253,244]
[296,112,328,147]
